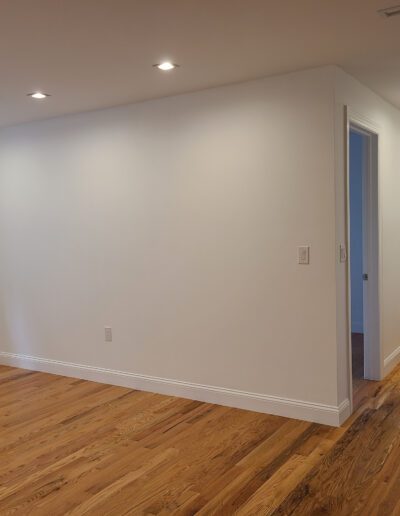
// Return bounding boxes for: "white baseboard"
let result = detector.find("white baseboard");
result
[384,345,400,377]
[0,351,348,427]
[337,398,351,425]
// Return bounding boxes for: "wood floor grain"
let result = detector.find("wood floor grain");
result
[0,364,399,515]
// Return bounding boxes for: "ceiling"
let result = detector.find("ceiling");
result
[1,0,400,127]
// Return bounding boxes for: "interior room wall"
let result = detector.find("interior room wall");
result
[334,68,400,403]
[349,130,364,334]
[0,66,340,423]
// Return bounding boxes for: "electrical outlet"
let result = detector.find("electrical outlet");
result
[105,326,112,342]
[298,246,310,265]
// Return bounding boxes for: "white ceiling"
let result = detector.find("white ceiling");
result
[1,0,400,127]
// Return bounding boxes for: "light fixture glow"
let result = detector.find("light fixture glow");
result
[154,62,178,71]
[28,92,50,99]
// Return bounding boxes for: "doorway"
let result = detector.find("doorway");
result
[347,118,381,410]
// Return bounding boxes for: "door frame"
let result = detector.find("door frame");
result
[345,108,382,413]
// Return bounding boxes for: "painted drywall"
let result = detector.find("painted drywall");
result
[349,130,364,334]
[334,68,400,402]
[0,66,340,415]
[1,65,399,422]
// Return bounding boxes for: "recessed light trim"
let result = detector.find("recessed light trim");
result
[27,92,51,99]
[378,4,400,17]
[154,62,179,71]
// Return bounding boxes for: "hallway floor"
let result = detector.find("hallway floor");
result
[352,332,376,411]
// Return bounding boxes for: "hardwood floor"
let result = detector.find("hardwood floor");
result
[352,332,364,382]
[0,364,400,515]
[351,332,375,410]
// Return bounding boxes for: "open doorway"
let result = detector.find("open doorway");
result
[349,129,367,398]
[347,118,381,411]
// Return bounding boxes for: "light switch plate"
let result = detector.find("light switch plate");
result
[298,246,310,265]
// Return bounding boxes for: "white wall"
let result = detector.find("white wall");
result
[334,68,400,402]
[2,65,399,424]
[0,67,342,423]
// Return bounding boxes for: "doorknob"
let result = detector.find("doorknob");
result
[363,273,369,281]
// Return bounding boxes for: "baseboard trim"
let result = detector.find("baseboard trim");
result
[384,345,400,377]
[0,351,346,426]
[337,398,351,426]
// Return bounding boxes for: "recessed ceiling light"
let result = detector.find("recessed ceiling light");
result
[378,5,400,17]
[154,62,179,71]
[27,92,51,99]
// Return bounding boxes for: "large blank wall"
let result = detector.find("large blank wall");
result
[0,67,339,406]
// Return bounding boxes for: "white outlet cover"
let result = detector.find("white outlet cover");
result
[105,326,112,342]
